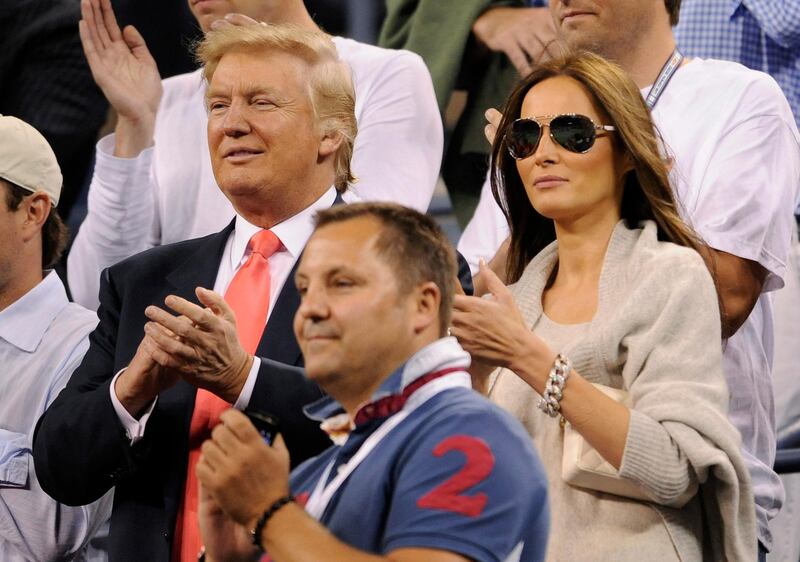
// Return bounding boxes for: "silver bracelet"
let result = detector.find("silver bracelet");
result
[537,354,572,417]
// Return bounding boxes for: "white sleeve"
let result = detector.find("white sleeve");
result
[0,340,113,561]
[344,51,443,212]
[108,369,158,445]
[232,357,262,411]
[67,134,158,310]
[687,80,800,292]
[457,171,510,275]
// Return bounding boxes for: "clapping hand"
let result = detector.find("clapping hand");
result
[452,261,555,388]
[143,287,252,403]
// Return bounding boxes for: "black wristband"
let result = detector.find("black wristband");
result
[250,494,294,550]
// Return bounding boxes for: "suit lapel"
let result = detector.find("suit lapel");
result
[165,220,235,300]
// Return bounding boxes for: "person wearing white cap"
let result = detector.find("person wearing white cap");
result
[0,114,112,561]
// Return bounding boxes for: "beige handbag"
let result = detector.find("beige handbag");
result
[561,383,653,500]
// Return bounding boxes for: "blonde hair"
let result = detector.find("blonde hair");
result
[196,23,357,192]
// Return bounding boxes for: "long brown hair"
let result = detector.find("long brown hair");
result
[491,51,705,283]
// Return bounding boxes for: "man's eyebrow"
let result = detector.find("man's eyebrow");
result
[206,85,287,100]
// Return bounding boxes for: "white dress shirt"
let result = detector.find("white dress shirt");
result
[68,36,442,311]
[0,272,113,561]
[458,58,800,548]
[110,187,337,443]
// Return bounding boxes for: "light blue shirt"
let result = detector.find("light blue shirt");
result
[0,271,112,561]
[675,0,800,129]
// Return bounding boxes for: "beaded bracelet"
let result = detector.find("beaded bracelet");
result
[251,494,295,550]
[537,353,572,417]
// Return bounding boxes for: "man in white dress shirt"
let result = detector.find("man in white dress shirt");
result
[0,115,112,561]
[457,0,800,557]
[33,24,360,562]
[68,0,442,310]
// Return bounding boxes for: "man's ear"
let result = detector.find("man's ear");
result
[318,128,345,159]
[20,192,51,243]
[412,281,441,335]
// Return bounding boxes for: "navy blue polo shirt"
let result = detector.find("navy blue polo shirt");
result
[289,368,550,562]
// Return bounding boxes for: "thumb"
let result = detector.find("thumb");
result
[273,433,287,452]
[122,25,154,61]
[196,287,237,323]
[480,259,513,305]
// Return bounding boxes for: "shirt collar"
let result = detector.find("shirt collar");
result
[230,186,337,269]
[304,337,471,424]
[0,271,70,352]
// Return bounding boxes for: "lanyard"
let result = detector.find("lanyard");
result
[645,49,684,110]
[304,369,471,521]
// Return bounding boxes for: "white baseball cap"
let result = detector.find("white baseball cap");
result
[0,115,62,206]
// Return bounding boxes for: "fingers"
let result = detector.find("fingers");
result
[504,40,532,77]
[89,0,112,50]
[163,295,216,329]
[484,123,497,145]
[453,276,466,296]
[78,19,100,71]
[196,287,237,324]
[122,25,156,67]
[453,294,480,313]
[145,305,196,338]
[202,433,232,466]
[80,0,103,60]
[220,409,262,444]
[479,259,514,305]
[99,0,122,42]
[484,108,503,145]
[142,324,194,366]
[518,33,546,70]
[272,433,287,454]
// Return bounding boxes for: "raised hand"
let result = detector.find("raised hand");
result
[142,287,253,402]
[79,0,162,156]
[472,7,560,76]
[451,260,555,384]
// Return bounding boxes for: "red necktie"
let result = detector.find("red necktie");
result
[173,230,282,562]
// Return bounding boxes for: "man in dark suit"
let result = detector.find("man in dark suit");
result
[33,22,356,562]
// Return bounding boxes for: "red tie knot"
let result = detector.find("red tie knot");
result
[250,229,282,258]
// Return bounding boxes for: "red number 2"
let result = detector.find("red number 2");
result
[416,435,496,517]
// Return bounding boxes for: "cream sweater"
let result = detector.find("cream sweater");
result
[489,220,756,561]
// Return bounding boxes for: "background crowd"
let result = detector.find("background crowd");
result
[1,0,799,561]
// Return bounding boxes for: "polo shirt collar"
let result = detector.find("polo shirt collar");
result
[0,271,69,352]
[304,337,471,424]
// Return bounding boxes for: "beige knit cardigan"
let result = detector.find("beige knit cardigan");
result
[489,220,757,561]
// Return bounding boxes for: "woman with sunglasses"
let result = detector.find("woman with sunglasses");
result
[451,51,755,561]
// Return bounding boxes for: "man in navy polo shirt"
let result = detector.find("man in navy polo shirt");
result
[191,202,549,562]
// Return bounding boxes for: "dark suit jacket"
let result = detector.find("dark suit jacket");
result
[32,219,330,562]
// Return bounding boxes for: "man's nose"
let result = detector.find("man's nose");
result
[298,284,329,320]
[222,101,251,137]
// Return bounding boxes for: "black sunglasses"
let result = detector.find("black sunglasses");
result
[504,113,616,159]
